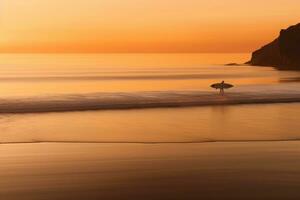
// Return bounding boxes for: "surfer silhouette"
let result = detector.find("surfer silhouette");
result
[210,81,234,95]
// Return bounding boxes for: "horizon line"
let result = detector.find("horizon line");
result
[0,52,251,54]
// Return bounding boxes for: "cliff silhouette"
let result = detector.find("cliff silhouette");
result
[248,23,300,70]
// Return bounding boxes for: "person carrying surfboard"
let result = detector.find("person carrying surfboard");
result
[210,81,234,95]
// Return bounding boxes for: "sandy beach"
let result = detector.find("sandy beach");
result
[1,141,300,200]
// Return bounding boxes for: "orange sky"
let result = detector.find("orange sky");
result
[0,0,299,53]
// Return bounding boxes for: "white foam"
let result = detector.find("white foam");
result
[0,85,300,113]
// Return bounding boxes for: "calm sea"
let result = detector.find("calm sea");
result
[0,53,300,143]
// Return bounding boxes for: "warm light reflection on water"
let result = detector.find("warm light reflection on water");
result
[1,103,300,143]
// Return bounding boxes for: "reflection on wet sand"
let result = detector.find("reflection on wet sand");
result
[1,103,300,144]
[1,142,300,200]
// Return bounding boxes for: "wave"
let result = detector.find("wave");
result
[1,90,300,114]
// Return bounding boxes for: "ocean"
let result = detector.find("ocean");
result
[0,53,300,144]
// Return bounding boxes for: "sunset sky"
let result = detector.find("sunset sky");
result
[0,0,299,53]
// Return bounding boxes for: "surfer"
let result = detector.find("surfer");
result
[210,81,234,95]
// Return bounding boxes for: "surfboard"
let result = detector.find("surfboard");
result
[211,83,234,89]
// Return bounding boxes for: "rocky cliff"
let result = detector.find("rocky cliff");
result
[248,23,300,70]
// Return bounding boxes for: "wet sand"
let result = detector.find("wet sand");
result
[1,142,300,200]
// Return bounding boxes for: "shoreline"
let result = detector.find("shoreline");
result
[2,138,300,145]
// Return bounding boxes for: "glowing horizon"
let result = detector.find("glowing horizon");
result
[0,0,299,53]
